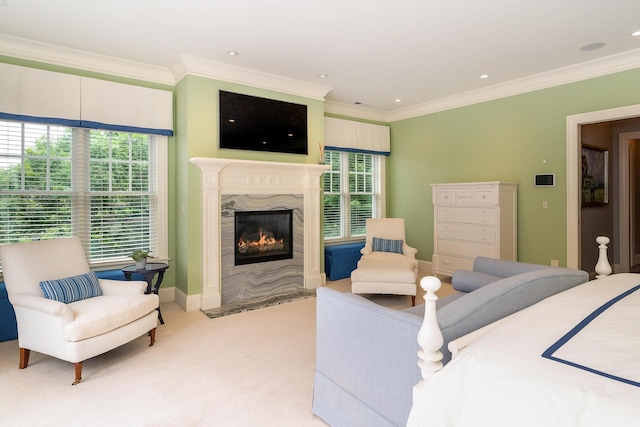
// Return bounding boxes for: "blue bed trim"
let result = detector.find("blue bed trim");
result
[542,283,640,388]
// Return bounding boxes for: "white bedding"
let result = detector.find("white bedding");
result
[407,273,640,427]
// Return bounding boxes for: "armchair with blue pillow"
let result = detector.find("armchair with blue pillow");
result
[0,237,159,385]
[351,218,419,305]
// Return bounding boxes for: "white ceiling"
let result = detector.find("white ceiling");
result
[2,0,640,121]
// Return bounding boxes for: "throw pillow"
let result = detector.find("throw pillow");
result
[372,237,404,254]
[40,272,102,304]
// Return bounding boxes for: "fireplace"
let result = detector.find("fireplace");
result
[190,157,330,310]
[234,209,293,265]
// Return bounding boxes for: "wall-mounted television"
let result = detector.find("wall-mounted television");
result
[219,90,308,155]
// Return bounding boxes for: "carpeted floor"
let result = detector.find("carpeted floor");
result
[202,289,317,319]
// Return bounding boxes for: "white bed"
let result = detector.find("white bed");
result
[408,272,640,426]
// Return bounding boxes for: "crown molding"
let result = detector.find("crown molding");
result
[0,34,175,85]
[174,54,332,101]
[323,101,389,123]
[387,48,640,122]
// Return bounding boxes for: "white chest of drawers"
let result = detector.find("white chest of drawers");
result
[431,181,518,276]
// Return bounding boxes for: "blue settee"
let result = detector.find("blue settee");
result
[312,257,589,427]
[0,282,18,342]
[324,242,365,281]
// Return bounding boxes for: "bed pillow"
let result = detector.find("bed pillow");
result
[372,237,404,254]
[40,272,102,304]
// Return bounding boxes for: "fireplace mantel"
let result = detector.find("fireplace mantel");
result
[190,157,330,310]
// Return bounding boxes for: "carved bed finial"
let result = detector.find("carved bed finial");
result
[595,236,612,278]
[414,276,443,394]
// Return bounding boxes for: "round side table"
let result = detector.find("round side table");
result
[122,262,169,325]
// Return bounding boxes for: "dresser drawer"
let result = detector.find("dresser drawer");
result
[472,187,496,205]
[437,223,496,243]
[437,206,497,225]
[435,188,456,205]
[433,254,474,275]
[437,239,497,259]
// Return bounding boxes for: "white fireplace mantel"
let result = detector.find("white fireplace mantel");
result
[190,157,330,310]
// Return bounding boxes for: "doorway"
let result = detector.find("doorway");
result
[567,105,640,272]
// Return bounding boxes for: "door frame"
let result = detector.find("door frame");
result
[566,104,640,269]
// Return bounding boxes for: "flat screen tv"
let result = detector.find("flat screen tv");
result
[219,90,308,155]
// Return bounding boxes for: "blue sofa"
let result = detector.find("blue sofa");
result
[312,257,589,427]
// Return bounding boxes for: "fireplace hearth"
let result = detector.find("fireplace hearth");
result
[234,209,293,265]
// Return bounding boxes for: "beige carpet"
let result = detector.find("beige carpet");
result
[0,271,453,427]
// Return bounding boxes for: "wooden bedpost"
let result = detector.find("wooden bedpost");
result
[595,236,612,278]
[413,276,444,404]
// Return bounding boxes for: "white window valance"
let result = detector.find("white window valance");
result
[0,62,173,136]
[324,117,390,156]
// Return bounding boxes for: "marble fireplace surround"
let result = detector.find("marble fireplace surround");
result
[190,157,330,310]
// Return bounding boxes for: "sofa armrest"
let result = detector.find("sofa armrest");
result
[314,287,422,426]
[99,279,147,296]
[472,256,550,277]
[451,270,500,292]
[10,292,72,317]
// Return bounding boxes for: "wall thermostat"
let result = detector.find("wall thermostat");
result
[534,173,556,187]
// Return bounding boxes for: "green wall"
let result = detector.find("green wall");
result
[388,68,640,266]
[174,75,325,295]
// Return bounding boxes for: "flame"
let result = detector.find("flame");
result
[237,229,284,254]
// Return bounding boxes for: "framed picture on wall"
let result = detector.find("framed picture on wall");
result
[581,145,608,206]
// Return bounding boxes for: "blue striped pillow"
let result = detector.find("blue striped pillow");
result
[39,272,102,304]
[372,237,404,254]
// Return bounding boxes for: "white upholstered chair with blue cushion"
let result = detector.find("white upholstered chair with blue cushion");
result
[350,218,419,305]
[0,237,159,385]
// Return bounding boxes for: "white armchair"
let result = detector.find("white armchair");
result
[0,237,159,385]
[351,218,419,305]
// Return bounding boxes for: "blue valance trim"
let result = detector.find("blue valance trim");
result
[0,112,81,128]
[0,113,174,137]
[324,145,390,156]
[79,120,174,136]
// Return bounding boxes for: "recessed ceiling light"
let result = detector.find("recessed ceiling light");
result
[480,74,489,79]
[227,51,239,56]
[580,42,605,51]
[318,74,328,78]
[633,30,640,37]
[395,99,402,103]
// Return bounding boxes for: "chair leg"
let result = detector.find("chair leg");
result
[411,295,416,306]
[19,348,30,369]
[149,328,156,346]
[72,362,83,385]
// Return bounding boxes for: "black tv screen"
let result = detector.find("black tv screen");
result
[219,90,308,155]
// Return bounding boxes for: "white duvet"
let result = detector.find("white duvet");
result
[407,273,640,427]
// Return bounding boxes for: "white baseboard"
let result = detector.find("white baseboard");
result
[173,286,202,312]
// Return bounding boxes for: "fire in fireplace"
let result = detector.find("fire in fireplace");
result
[234,209,293,265]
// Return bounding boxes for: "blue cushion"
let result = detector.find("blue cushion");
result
[372,237,403,254]
[40,272,102,304]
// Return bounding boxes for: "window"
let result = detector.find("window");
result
[0,120,167,268]
[323,150,384,241]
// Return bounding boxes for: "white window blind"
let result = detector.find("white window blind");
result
[0,120,165,268]
[323,150,383,241]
